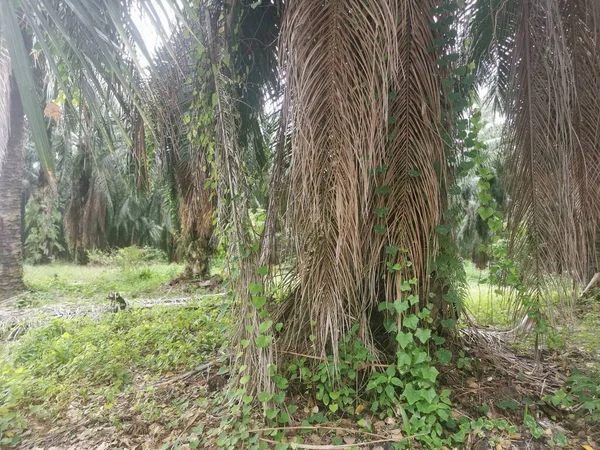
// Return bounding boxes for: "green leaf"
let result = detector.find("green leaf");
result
[259,320,273,333]
[391,377,403,387]
[393,300,409,314]
[477,206,494,220]
[374,224,387,235]
[250,0,261,9]
[396,352,412,367]
[408,169,422,177]
[378,302,391,312]
[386,245,399,255]
[452,66,467,76]
[374,207,390,218]
[413,350,429,365]
[478,191,492,204]
[403,314,418,330]
[408,294,419,306]
[257,266,268,276]
[423,387,437,404]
[402,383,421,405]
[478,180,491,190]
[436,349,453,365]
[375,185,391,195]
[265,408,279,420]
[385,384,396,399]
[329,403,339,413]
[249,283,263,296]
[253,296,267,309]
[488,218,503,231]
[440,318,456,328]
[414,328,431,343]
[258,392,272,402]
[421,366,439,383]
[255,335,273,348]
[396,331,413,349]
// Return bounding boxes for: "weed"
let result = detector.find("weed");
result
[0,298,227,434]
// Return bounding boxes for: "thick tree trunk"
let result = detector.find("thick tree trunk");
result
[183,236,211,280]
[0,78,25,300]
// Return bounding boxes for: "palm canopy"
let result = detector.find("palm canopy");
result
[0,0,185,175]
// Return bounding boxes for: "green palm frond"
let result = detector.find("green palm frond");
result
[466,0,518,112]
[0,0,184,181]
[0,2,53,173]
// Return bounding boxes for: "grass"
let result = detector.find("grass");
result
[0,296,228,447]
[2,259,600,448]
[17,262,185,307]
[462,261,513,327]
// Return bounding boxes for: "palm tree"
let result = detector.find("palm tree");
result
[0,49,26,299]
[0,0,176,296]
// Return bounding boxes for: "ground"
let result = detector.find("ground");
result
[1,259,599,449]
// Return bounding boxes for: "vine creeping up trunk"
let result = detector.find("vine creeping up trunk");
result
[0,77,25,300]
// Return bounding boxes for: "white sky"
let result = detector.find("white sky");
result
[131,1,175,67]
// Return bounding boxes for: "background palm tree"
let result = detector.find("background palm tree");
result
[0,0,176,295]
[0,50,26,299]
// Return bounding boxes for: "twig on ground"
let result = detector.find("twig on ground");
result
[154,361,217,386]
[259,434,424,449]
[247,425,386,440]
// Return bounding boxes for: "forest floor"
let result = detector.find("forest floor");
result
[1,261,599,449]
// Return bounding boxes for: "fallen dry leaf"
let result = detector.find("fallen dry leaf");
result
[343,436,356,444]
[355,403,366,414]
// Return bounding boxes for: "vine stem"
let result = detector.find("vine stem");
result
[281,351,389,369]
[247,425,386,440]
[258,433,425,449]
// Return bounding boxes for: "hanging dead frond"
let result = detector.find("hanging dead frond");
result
[568,0,600,272]
[382,0,446,313]
[276,0,400,357]
[505,0,585,317]
[272,0,448,362]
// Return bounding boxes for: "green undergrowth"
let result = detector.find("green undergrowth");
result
[462,261,511,327]
[18,262,185,307]
[15,246,228,308]
[0,298,227,446]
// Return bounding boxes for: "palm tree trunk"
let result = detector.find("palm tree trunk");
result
[0,77,25,300]
[183,236,212,280]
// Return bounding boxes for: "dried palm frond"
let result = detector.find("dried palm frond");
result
[272,0,448,361]
[276,0,400,357]
[505,0,585,317]
[383,0,446,309]
[568,0,600,272]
